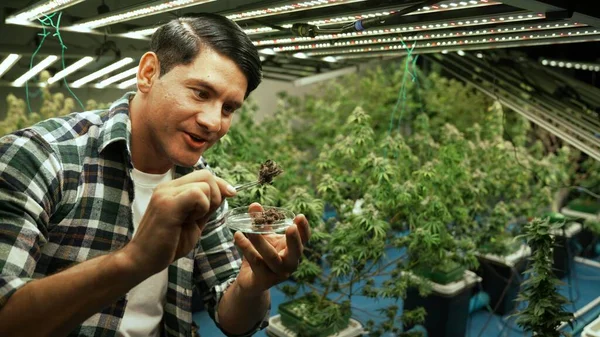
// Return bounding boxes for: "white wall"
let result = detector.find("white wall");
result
[248,78,317,122]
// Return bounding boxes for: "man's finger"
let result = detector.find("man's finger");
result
[247,233,284,272]
[170,170,214,187]
[215,176,237,197]
[293,214,311,244]
[281,225,303,271]
[233,231,269,274]
[248,202,264,213]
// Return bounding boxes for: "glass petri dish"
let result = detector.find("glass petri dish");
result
[225,206,295,234]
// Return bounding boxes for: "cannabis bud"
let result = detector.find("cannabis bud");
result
[258,159,283,185]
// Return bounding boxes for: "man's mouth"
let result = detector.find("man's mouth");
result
[189,133,206,142]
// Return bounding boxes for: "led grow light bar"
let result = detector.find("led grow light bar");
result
[306,28,600,57]
[122,0,368,38]
[12,55,59,87]
[0,54,22,79]
[224,0,366,21]
[272,22,584,52]
[253,12,547,46]
[6,0,85,25]
[95,66,139,88]
[242,0,500,36]
[117,77,138,89]
[47,56,94,84]
[304,0,498,27]
[69,0,215,31]
[541,58,600,72]
[71,58,134,88]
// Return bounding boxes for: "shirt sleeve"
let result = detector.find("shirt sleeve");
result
[0,130,62,309]
[193,201,270,337]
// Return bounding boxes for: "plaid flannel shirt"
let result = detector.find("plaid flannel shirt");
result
[0,92,269,337]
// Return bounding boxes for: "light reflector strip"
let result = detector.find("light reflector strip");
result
[48,56,94,84]
[70,0,215,30]
[12,55,59,87]
[541,58,600,72]
[72,58,135,88]
[0,54,22,79]
[225,0,366,21]
[253,13,547,45]
[95,66,139,88]
[6,0,85,25]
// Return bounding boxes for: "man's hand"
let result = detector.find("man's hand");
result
[123,170,236,277]
[233,203,311,295]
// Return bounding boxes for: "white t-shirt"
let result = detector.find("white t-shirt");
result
[118,168,173,337]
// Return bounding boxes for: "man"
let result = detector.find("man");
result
[0,13,310,337]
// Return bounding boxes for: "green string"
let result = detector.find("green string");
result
[26,12,85,115]
[25,14,53,115]
[43,12,85,111]
[384,38,417,159]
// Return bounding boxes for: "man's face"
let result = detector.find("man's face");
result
[140,48,247,169]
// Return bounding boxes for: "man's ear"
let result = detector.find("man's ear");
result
[137,52,160,93]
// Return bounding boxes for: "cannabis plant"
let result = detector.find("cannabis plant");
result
[0,70,110,136]
[279,106,425,336]
[514,218,573,337]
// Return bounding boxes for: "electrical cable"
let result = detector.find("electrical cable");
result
[476,270,515,337]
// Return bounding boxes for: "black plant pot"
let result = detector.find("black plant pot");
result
[551,222,583,279]
[403,271,480,337]
[476,245,530,316]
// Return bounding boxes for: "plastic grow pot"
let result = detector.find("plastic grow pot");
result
[476,244,531,316]
[267,315,365,337]
[403,270,481,337]
[414,262,466,285]
[550,222,583,279]
[583,314,600,337]
[278,297,351,337]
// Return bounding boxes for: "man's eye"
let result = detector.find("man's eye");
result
[196,90,209,99]
[223,105,235,114]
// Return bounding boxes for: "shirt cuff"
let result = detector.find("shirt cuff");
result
[213,278,271,337]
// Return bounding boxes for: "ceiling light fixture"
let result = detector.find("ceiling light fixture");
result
[71,57,135,88]
[117,77,138,89]
[13,55,59,87]
[6,0,85,25]
[0,54,22,79]
[306,29,600,56]
[69,0,215,30]
[540,58,600,72]
[95,66,139,88]
[271,22,578,52]
[254,13,549,45]
[243,0,499,36]
[225,0,366,21]
[48,56,94,84]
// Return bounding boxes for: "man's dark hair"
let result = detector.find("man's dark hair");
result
[150,13,262,97]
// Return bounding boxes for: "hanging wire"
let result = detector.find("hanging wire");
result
[26,12,85,115]
[384,38,418,159]
[42,12,85,110]
[25,14,54,115]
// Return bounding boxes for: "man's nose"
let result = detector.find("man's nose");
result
[196,104,222,133]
